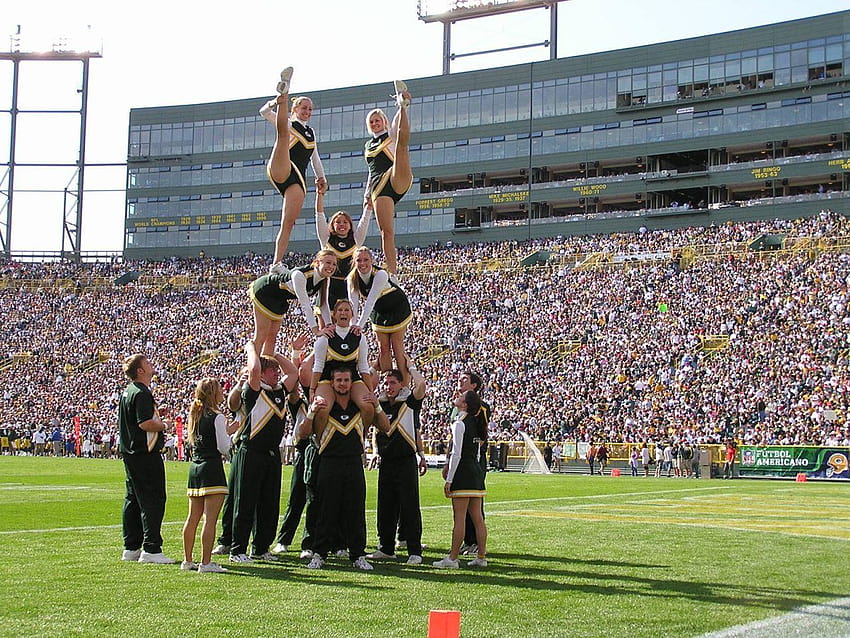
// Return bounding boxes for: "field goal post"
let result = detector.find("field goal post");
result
[518,430,551,474]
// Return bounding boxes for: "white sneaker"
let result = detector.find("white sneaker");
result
[138,551,176,564]
[366,549,395,560]
[393,79,410,109]
[468,557,488,567]
[307,555,325,570]
[269,261,288,275]
[198,562,228,573]
[211,544,230,555]
[299,549,314,559]
[121,549,141,562]
[271,543,288,554]
[229,553,253,564]
[353,556,374,571]
[406,555,423,565]
[250,552,280,562]
[432,556,460,569]
[277,66,293,95]
[180,560,197,571]
[335,549,349,559]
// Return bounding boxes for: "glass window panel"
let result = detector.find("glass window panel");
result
[517,88,530,119]
[725,60,740,78]
[809,47,825,65]
[677,67,692,83]
[826,43,843,62]
[694,64,708,82]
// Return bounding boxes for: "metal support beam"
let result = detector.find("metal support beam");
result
[418,0,568,75]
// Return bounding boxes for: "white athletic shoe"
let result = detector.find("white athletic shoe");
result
[467,557,488,568]
[211,544,230,555]
[250,552,281,562]
[198,562,228,573]
[393,79,410,109]
[271,543,288,554]
[353,556,374,571]
[307,555,325,570]
[366,549,396,560]
[277,66,293,95]
[138,551,176,564]
[299,549,314,559]
[121,549,141,562]
[406,555,423,565]
[432,556,460,569]
[269,261,288,275]
[229,553,253,564]
[180,560,197,571]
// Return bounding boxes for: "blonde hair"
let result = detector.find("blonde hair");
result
[187,377,221,445]
[290,96,313,115]
[366,108,389,135]
[312,248,338,268]
[346,246,374,288]
[328,210,354,238]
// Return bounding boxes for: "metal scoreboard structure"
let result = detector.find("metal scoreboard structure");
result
[417,0,568,74]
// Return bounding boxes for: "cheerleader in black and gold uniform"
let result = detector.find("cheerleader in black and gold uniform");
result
[315,192,372,309]
[347,246,413,381]
[363,80,413,275]
[249,248,338,355]
[433,390,488,569]
[182,378,232,573]
[263,67,327,272]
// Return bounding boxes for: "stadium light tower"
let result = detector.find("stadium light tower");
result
[0,26,102,261]
[417,0,568,75]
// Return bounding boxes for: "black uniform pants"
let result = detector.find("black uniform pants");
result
[122,453,166,554]
[230,446,282,556]
[377,456,422,556]
[312,455,365,561]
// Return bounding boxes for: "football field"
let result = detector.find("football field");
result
[1,456,848,638]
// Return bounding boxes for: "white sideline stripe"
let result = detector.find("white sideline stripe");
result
[699,596,850,637]
[1,486,730,535]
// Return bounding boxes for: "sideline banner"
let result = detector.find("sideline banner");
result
[739,446,850,479]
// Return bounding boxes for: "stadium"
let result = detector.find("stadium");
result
[1,4,849,637]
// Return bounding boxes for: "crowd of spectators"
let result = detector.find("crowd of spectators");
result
[1,209,849,458]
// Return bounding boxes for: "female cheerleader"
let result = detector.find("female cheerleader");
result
[310,299,376,428]
[315,195,372,309]
[347,246,412,382]
[182,378,234,574]
[249,246,338,355]
[363,80,412,274]
[433,390,488,569]
[263,67,327,272]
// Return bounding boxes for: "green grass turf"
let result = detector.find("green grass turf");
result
[1,456,848,638]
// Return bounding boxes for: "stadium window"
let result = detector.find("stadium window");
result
[751,103,767,110]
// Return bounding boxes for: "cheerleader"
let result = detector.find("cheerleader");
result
[249,247,337,355]
[310,299,376,428]
[182,378,233,574]
[363,80,413,274]
[346,246,412,381]
[315,191,372,309]
[263,67,327,272]
[433,390,488,569]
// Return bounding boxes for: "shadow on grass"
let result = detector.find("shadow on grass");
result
[220,550,838,617]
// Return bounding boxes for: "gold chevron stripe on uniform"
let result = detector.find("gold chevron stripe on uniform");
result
[365,137,393,159]
[289,127,316,149]
[386,404,417,450]
[146,431,158,452]
[318,413,364,453]
[249,392,288,439]
[327,349,358,363]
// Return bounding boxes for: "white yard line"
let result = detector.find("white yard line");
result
[699,596,850,637]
